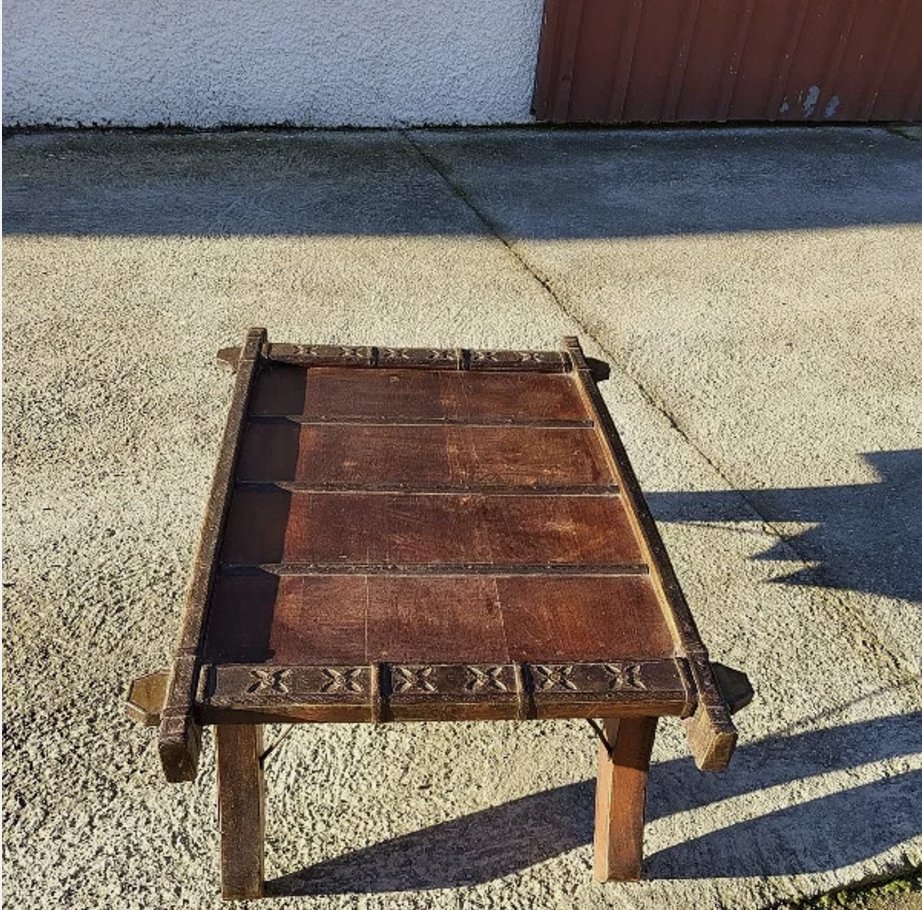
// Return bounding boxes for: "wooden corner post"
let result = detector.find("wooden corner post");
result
[158,327,267,782]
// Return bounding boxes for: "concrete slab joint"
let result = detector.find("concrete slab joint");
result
[3,126,921,908]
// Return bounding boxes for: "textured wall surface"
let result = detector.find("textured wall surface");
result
[2,0,543,127]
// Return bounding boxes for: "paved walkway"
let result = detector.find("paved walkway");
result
[4,127,921,909]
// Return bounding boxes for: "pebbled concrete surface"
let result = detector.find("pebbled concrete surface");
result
[411,126,922,675]
[3,128,921,909]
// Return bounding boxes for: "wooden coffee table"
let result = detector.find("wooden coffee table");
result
[127,329,751,900]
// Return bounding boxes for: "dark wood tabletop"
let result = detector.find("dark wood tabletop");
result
[158,330,737,783]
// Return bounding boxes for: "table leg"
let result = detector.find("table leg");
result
[593,716,658,882]
[215,724,265,900]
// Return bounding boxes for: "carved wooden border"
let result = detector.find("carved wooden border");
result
[197,659,694,724]
[263,343,571,372]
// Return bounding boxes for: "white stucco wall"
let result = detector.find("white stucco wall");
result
[2,0,544,127]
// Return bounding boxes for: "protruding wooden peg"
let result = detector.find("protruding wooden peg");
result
[585,357,611,382]
[712,663,754,715]
[216,346,242,373]
[125,671,169,726]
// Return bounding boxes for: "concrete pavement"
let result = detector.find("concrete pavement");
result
[3,127,921,909]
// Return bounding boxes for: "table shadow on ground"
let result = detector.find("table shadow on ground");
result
[646,449,922,606]
[267,712,922,894]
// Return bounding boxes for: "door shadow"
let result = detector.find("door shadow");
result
[646,449,922,605]
[267,712,922,894]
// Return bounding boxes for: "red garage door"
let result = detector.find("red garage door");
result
[533,0,922,123]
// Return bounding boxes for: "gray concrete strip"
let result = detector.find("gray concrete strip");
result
[3,130,921,910]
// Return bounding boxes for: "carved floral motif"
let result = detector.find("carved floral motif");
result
[246,668,291,694]
[392,666,437,693]
[531,664,578,691]
[465,666,508,693]
[604,662,646,690]
[320,667,365,694]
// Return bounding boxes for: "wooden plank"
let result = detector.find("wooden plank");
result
[368,577,510,664]
[203,574,673,667]
[215,724,265,900]
[158,327,266,782]
[220,490,644,568]
[202,573,282,664]
[251,366,588,422]
[219,563,648,577]
[251,415,594,428]
[593,716,658,881]
[562,337,737,771]
[236,423,612,487]
[236,481,620,495]
[498,575,673,662]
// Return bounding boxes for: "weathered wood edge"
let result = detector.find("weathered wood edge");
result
[158,327,267,783]
[226,342,609,381]
[562,336,740,771]
[195,659,694,725]
[219,562,651,578]
[216,346,241,373]
[263,343,571,372]
[215,724,265,899]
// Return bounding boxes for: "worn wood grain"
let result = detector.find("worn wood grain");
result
[215,724,265,900]
[237,422,612,487]
[594,716,658,881]
[158,327,266,782]
[220,490,643,568]
[203,574,674,669]
[251,366,588,423]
